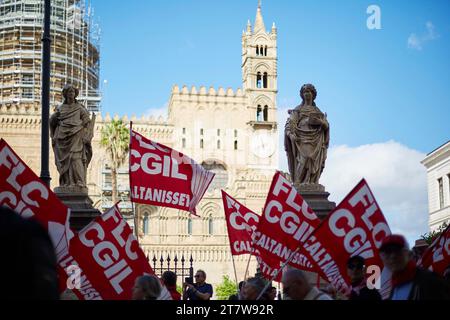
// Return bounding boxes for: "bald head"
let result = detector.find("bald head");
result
[242,277,266,300]
[281,268,311,300]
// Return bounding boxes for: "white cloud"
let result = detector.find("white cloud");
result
[277,105,429,245]
[407,33,422,50]
[321,142,429,246]
[145,103,168,120]
[407,21,439,51]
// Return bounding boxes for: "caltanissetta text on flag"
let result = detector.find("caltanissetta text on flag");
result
[129,130,215,215]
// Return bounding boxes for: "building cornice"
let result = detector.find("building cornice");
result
[421,141,450,169]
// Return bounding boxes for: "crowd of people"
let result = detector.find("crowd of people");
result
[1,206,449,300]
[130,234,450,301]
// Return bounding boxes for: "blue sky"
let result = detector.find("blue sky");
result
[92,0,450,154]
[89,0,450,242]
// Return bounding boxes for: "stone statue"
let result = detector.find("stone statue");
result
[50,85,95,191]
[284,84,329,189]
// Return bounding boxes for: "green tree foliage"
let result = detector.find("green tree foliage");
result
[100,119,129,205]
[421,221,449,245]
[215,275,237,300]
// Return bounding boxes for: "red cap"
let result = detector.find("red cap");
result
[380,234,409,251]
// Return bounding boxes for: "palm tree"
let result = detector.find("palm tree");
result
[100,119,129,205]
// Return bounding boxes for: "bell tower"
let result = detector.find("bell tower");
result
[242,1,278,169]
[242,0,278,125]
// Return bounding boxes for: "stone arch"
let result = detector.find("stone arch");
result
[253,62,270,73]
[200,201,221,218]
[253,35,269,44]
[200,202,220,235]
[254,94,272,107]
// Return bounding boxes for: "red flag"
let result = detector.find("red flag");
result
[418,224,450,276]
[63,204,154,300]
[0,139,73,263]
[221,190,260,256]
[129,130,215,215]
[300,179,391,296]
[253,172,321,279]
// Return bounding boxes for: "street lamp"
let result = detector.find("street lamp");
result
[40,0,52,186]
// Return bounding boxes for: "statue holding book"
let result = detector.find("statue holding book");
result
[284,84,330,189]
[50,84,95,191]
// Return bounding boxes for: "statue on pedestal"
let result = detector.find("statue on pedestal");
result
[284,84,329,191]
[50,84,95,193]
[50,84,99,231]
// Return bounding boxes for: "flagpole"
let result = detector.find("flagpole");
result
[256,247,301,301]
[129,121,140,245]
[254,215,327,301]
[231,255,239,294]
[242,253,253,283]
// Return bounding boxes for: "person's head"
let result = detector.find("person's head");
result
[241,277,266,300]
[162,271,177,288]
[281,268,311,300]
[132,275,162,300]
[379,234,411,273]
[194,269,206,285]
[0,206,59,300]
[62,84,79,104]
[268,286,277,300]
[347,256,366,286]
[300,83,317,106]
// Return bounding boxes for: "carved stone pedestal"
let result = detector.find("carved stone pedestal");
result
[295,183,336,221]
[55,186,101,232]
[294,183,336,291]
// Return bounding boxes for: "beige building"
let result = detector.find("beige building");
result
[422,141,450,231]
[0,2,279,289]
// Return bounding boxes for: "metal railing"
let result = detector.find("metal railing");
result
[149,253,194,287]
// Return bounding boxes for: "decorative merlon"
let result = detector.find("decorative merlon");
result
[171,84,244,97]
[96,112,169,125]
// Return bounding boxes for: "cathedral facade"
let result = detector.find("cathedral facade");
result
[0,3,279,288]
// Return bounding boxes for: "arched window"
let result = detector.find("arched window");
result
[257,105,263,121]
[217,140,221,149]
[208,217,214,235]
[187,218,193,235]
[263,105,269,121]
[263,72,268,88]
[201,161,229,191]
[182,138,186,148]
[143,214,149,235]
[265,45,268,56]
[256,72,262,88]
[234,140,238,150]
[200,139,204,149]
[234,130,238,138]
[256,46,259,56]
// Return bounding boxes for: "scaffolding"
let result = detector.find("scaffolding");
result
[0,0,101,113]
